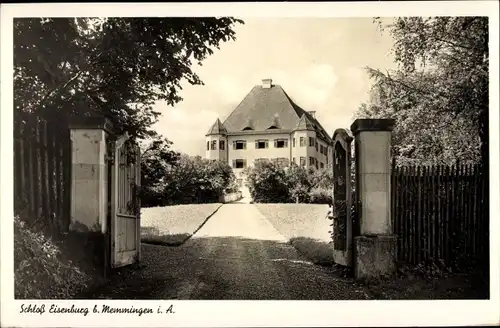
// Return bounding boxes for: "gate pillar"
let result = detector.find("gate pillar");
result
[69,117,113,234]
[351,118,397,281]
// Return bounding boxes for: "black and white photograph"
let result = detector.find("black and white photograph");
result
[1,1,499,327]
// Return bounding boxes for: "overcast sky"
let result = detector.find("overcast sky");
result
[151,17,397,156]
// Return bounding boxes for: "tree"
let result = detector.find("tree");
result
[141,150,236,206]
[356,71,481,165]
[14,17,244,140]
[358,17,488,166]
[140,134,180,206]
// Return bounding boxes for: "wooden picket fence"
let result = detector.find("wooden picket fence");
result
[391,161,489,270]
[14,112,72,232]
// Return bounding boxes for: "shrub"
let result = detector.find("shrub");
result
[245,162,334,204]
[308,187,333,204]
[141,152,236,206]
[286,164,311,203]
[245,161,291,203]
[14,217,92,299]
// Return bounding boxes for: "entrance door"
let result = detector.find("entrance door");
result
[110,132,141,268]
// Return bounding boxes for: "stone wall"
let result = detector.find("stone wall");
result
[219,191,243,203]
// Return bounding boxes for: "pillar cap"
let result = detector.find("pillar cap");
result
[350,119,395,135]
[69,116,115,134]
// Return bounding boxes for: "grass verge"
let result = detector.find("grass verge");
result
[255,204,333,265]
[141,203,222,246]
[289,237,334,266]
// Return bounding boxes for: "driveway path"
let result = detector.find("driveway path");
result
[88,203,368,300]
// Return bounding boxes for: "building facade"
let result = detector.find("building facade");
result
[205,78,333,191]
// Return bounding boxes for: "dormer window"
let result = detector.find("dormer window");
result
[243,119,254,131]
[268,115,280,130]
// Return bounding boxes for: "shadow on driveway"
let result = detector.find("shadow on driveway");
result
[79,234,489,300]
[81,236,367,300]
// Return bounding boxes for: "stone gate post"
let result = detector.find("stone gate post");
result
[69,117,113,234]
[350,118,396,280]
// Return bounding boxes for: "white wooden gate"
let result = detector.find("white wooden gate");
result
[110,132,141,268]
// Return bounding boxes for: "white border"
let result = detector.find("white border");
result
[1,2,499,327]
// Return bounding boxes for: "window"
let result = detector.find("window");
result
[320,145,324,155]
[255,139,269,149]
[233,140,246,150]
[219,140,225,150]
[320,162,324,169]
[292,157,296,164]
[315,141,318,151]
[309,157,315,166]
[274,139,288,148]
[300,137,306,147]
[206,141,209,151]
[232,159,246,169]
[326,155,329,164]
[211,140,217,150]
[300,157,306,167]
[293,138,296,147]
[309,137,315,147]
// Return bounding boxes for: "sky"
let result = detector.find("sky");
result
[151,17,397,156]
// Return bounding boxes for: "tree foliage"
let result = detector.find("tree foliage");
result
[356,17,488,166]
[14,17,244,140]
[141,152,237,207]
[245,162,333,204]
[140,135,181,201]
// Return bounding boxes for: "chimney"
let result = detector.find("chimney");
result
[262,78,273,89]
[308,111,316,118]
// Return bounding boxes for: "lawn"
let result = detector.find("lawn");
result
[254,204,333,266]
[141,203,222,246]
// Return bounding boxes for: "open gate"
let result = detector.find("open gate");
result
[108,132,141,268]
[332,128,354,267]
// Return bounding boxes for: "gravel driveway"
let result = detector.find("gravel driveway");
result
[87,203,368,300]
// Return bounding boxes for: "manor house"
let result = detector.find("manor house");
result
[205,78,333,188]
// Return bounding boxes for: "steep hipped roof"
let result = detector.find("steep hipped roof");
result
[222,83,332,143]
[205,118,227,136]
[223,84,299,132]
